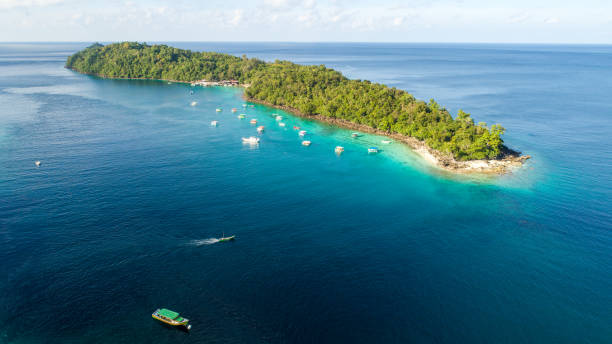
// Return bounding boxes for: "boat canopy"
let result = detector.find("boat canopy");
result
[158,308,179,319]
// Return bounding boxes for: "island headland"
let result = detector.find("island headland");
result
[66,42,529,174]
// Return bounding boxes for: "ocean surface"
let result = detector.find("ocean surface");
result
[0,42,610,343]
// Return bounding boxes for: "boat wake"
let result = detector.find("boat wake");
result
[188,238,220,246]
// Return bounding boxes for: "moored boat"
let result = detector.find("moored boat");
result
[216,108,222,112]
[231,108,238,112]
[299,130,307,136]
[190,101,198,106]
[293,126,300,130]
[152,308,192,330]
[381,140,392,144]
[250,119,257,124]
[242,104,247,107]
[368,147,379,153]
[242,136,260,144]
[257,126,265,133]
[275,115,283,121]
[35,160,41,167]
[351,132,359,138]
[302,140,311,146]
[211,120,218,126]
[335,146,344,154]
[238,114,246,119]
[279,122,286,127]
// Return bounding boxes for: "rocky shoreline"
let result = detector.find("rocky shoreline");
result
[246,97,530,175]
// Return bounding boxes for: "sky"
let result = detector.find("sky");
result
[0,0,611,43]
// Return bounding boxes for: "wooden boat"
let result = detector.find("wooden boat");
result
[293,126,300,130]
[152,308,192,330]
[250,119,257,124]
[231,108,238,112]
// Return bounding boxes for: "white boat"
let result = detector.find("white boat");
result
[257,126,265,133]
[190,101,198,106]
[381,140,392,144]
[275,115,283,121]
[35,161,41,167]
[302,140,311,146]
[242,137,260,144]
[335,146,344,154]
[298,130,307,136]
[238,114,246,119]
[368,147,379,153]
[351,132,359,138]
[279,122,286,127]
[242,104,247,107]
[211,120,218,126]
[216,108,222,112]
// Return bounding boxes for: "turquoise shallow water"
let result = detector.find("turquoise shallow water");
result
[0,43,611,343]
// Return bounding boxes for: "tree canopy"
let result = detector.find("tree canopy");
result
[66,42,509,160]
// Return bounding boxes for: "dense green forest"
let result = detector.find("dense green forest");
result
[66,42,509,160]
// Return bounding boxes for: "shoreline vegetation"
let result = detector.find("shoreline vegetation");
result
[66,42,529,174]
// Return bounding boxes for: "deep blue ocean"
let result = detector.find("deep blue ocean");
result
[0,42,610,343]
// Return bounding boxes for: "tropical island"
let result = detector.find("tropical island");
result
[66,42,529,174]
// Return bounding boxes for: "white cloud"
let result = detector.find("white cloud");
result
[508,12,530,23]
[0,0,64,9]
[545,17,559,24]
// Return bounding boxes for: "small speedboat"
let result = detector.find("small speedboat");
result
[257,126,265,133]
[351,132,359,138]
[279,122,286,127]
[211,120,218,126]
[381,140,392,144]
[242,137,260,144]
[250,119,257,124]
[298,130,307,136]
[335,146,344,154]
[242,104,247,107]
[368,147,379,153]
[152,308,191,330]
[219,235,235,242]
[190,101,198,106]
[231,108,238,112]
[238,114,246,119]
[216,108,222,112]
[275,115,283,121]
[302,140,311,146]
[35,161,41,167]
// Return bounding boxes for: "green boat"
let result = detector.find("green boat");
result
[219,233,235,242]
[152,308,192,330]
